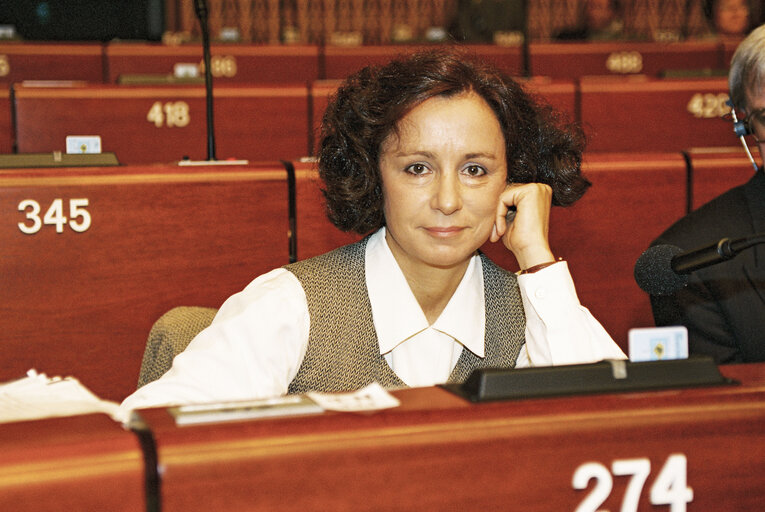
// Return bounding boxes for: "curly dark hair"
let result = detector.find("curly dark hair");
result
[318,48,589,234]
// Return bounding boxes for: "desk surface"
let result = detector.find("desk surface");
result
[139,362,765,511]
[0,413,145,511]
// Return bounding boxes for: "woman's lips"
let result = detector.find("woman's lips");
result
[425,226,464,238]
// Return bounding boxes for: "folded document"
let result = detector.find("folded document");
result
[0,370,124,424]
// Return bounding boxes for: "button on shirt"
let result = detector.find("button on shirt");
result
[121,228,625,412]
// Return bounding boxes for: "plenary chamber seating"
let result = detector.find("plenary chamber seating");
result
[12,82,312,164]
[0,42,105,84]
[104,43,320,84]
[685,146,762,210]
[527,40,725,79]
[579,75,734,152]
[0,162,292,401]
[322,44,523,79]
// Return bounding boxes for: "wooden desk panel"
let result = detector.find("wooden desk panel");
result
[13,83,311,164]
[0,163,290,401]
[720,37,745,69]
[322,44,523,80]
[687,147,761,210]
[580,76,734,152]
[0,413,145,511]
[529,41,722,79]
[105,43,320,84]
[292,160,363,260]
[481,152,688,346]
[521,77,577,121]
[0,87,11,153]
[138,363,765,511]
[0,42,104,83]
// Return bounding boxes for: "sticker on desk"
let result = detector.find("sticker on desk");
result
[307,382,400,412]
[628,326,688,362]
[66,135,101,154]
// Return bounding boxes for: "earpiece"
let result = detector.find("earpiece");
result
[726,99,759,172]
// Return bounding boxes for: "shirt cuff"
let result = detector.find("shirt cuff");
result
[517,261,585,366]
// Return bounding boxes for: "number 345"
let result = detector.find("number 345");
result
[18,198,91,234]
[573,454,693,512]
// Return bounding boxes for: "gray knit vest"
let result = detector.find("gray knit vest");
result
[285,236,526,394]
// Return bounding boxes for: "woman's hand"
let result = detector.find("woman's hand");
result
[490,183,556,270]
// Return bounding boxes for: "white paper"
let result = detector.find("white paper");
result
[0,370,125,424]
[307,382,400,412]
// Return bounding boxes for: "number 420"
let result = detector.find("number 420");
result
[573,454,693,512]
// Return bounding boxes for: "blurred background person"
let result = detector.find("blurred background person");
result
[703,0,752,38]
[555,0,624,41]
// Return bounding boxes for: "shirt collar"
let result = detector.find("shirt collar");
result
[365,228,486,358]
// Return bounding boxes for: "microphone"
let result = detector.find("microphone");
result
[634,233,765,296]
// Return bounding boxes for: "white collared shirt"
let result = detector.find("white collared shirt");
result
[121,228,625,412]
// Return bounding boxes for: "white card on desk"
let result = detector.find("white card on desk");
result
[66,135,102,154]
[628,326,688,362]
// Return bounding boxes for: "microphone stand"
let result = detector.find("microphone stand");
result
[520,0,530,78]
[179,0,247,166]
[195,0,216,161]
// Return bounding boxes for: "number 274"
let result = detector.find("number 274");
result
[573,454,693,512]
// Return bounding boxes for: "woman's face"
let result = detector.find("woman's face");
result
[714,0,749,36]
[379,91,508,275]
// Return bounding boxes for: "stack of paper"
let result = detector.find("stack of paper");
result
[0,370,124,424]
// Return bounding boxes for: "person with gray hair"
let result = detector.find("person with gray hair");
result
[647,24,765,363]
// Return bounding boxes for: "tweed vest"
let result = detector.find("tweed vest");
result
[285,236,526,394]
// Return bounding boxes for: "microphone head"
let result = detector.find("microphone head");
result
[634,244,688,296]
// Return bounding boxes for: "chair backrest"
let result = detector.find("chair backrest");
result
[137,306,218,389]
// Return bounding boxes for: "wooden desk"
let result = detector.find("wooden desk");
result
[521,77,577,121]
[579,76,734,152]
[291,160,362,260]
[13,83,311,164]
[0,87,11,153]
[686,147,761,210]
[0,413,145,511]
[528,40,723,79]
[137,362,765,511]
[720,37,745,69]
[105,43,320,84]
[321,44,523,80]
[0,42,104,83]
[0,163,290,401]
[480,152,688,346]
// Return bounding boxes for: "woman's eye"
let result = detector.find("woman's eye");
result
[463,165,487,177]
[405,163,429,175]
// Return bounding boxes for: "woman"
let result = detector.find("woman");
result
[121,50,624,410]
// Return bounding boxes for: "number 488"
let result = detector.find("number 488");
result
[573,454,693,512]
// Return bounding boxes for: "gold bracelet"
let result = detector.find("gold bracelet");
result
[519,258,562,275]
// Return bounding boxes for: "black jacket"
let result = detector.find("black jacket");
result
[650,170,765,362]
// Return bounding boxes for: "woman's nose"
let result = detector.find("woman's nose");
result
[432,173,462,215]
